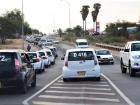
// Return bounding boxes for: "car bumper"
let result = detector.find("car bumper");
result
[62,66,101,78]
[98,59,114,63]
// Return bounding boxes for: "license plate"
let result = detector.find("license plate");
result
[77,71,86,76]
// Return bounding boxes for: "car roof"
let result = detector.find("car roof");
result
[76,39,88,42]
[39,48,51,52]
[26,51,37,53]
[127,41,140,44]
[66,48,95,53]
[0,49,25,53]
[96,49,109,51]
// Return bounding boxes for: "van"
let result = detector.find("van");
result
[75,39,89,48]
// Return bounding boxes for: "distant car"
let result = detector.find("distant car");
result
[0,49,36,93]
[75,39,89,48]
[95,49,114,64]
[39,49,55,65]
[37,50,51,68]
[61,48,101,82]
[46,46,58,58]
[26,51,45,73]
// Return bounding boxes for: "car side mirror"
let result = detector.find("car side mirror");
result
[124,49,129,52]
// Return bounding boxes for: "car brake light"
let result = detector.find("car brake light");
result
[36,58,40,62]
[15,59,20,72]
[94,60,97,65]
[65,61,68,67]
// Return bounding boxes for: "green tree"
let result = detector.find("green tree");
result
[80,5,90,36]
[73,25,83,37]
[57,28,63,37]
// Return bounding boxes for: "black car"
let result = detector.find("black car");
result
[0,49,36,94]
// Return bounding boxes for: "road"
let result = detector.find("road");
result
[0,42,140,105]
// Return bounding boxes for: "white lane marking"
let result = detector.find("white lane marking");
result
[101,73,135,105]
[39,95,120,102]
[57,80,107,84]
[45,90,116,95]
[50,86,111,91]
[53,83,109,87]
[32,101,83,105]
[22,75,62,105]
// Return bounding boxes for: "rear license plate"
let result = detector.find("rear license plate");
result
[77,71,86,76]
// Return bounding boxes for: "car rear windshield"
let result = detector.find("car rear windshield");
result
[38,52,45,56]
[68,51,94,61]
[0,52,16,64]
[77,42,88,46]
[28,53,37,59]
[131,43,140,51]
[96,50,111,55]
[46,52,51,56]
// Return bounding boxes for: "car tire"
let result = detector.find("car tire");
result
[129,61,136,77]
[121,60,127,73]
[20,81,27,94]
[96,77,100,81]
[63,78,68,82]
[31,74,36,87]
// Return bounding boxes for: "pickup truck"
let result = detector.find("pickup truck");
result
[120,41,140,77]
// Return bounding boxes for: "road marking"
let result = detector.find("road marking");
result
[32,101,83,105]
[101,73,135,105]
[39,95,120,102]
[50,86,111,91]
[22,75,62,105]
[53,83,109,87]
[45,90,116,95]
[57,80,108,84]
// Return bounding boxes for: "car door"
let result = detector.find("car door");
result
[21,53,33,85]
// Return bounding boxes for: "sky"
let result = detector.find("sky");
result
[0,0,140,34]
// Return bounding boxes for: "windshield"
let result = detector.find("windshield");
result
[27,53,37,59]
[68,51,94,61]
[131,43,140,51]
[78,42,88,46]
[96,50,111,55]
[38,52,45,56]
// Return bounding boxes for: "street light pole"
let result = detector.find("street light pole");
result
[61,0,71,28]
[21,0,24,50]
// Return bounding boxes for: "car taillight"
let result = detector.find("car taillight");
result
[36,58,40,62]
[15,59,20,72]
[65,61,68,67]
[94,60,97,65]
[42,56,47,59]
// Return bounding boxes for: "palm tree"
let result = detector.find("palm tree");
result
[80,5,90,37]
[92,3,101,33]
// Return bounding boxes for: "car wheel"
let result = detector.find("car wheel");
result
[31,74,36,87]
[20,81,27,94]
[63,78,68,82]
[96,77,100,81]
[120,60,127,73]
[129,61,136,77]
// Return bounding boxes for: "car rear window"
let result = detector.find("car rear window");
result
[46,52,51,56]
[0,52,16,63]
[68,51,94,61]
[78,42,88,45]
[96,50,111,55]
[38,52,45,56]
[28,53,37,59]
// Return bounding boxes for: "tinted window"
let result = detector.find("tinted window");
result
[0,52,16,65]
[47,52,51,56]
[68,51,94,61]
[27,53,37,59]
[78,42,88,45]
[96,50,111,55]
[131,43,140,51]
[39,52,45,56]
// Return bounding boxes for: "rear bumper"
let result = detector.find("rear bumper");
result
[62,66,101,78]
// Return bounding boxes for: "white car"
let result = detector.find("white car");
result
[75,39,89,48]
[39,49,55,65]
[27,51,45,73]
[95,49,114,64]
[37,50,51,67]
[62,48,101,81]
[46,46,58,58]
